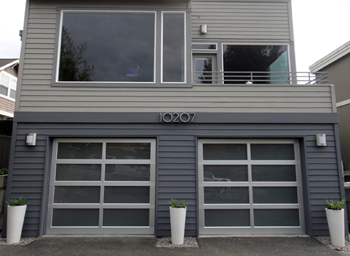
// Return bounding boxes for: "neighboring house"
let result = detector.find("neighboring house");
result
[310,41,350,168]
[0,59,19,119]
[4,0,346,238]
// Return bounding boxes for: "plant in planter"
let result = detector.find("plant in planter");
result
[6,197,28,244]
[325,199,345,247]
[169,199,188,245]
[0,168,8,189]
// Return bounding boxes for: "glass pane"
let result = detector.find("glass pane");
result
[203,144,247,160]
[163,13,185,82]
[104,186,149,203]
[204,165,248,181]
[106,143,150,159]
[205,209,250,226]
[1,75,9,86]
[251,144,295,160]
[103,209,149,226]
[194,57,212,84]
[192,44,216,50]
[253,187,298,204]
[254,209,300,226]
[0,85,8,96]
[204,187,249,204]
[9,89,16,99]
[10,79,17,89]
[105,164,150,181]
[59,12,155,82]
[56,164,101,181]
[52,209,99,226]
[57,143,102,159]
[223,45,289,84]
[252,165,296,181]
[54,186,100,203]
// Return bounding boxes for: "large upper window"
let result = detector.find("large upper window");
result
[223,45,289,84]
[57,10,187,85]
[58,11,156,83]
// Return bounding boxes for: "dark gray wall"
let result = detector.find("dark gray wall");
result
[4,112,345,237]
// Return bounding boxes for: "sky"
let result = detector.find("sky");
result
[0,0,350,72]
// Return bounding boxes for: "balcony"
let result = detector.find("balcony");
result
[193,71,329,85]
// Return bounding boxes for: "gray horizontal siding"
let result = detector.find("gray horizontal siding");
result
[18,0,334,114]
[157,135,197,236]
[5,112,342,237]
[191,1,291,40]
[18,85,335,113]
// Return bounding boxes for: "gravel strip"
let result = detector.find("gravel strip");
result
[156,237,199,248]
[316,236,350,254]
[0,237,36,246]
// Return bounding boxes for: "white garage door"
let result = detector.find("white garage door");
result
[46,139,155,235]
[198,139,305,235]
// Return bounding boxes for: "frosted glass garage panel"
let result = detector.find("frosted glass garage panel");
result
[106,143,150,159]
[52,209,99,226]
[253,187,298,204]
[204,165,248,181]
[56,164,101,181]
[203,144,247,160]
[105,164,150,181]
[54,186,100,203]
[251,144,294,160]
[205,209,250,227]
[204,187,249,204]
[57,143,102,159]
[103,209,149,226]
[254,209,300,226]
[104,187,150,203]
[252,165,296,181]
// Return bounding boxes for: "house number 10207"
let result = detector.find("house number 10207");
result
[160,113,196,123]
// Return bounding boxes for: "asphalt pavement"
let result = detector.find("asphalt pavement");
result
[0,236,343,256]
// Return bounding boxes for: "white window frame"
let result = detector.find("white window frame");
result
[198,139,305,236]
[47,138,156,235]
[0,72,16,101]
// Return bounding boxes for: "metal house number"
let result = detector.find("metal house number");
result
[160,113,196,123]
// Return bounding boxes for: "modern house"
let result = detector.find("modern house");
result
[0,59,19,119]
[310,41,350,168]
[4,0,346,238]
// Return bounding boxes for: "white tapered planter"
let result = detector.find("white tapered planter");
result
[325,208,345,247]
[169,206,187,245]
[7,205,27,244]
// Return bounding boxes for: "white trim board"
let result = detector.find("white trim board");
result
[0,109,14,118]
[336,99,350,108]
[0,60,19,72]
[310,40,350,72]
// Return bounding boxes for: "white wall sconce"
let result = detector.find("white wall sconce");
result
[316,134,327,147]
[26,133,37,146]
[200,24,207,34]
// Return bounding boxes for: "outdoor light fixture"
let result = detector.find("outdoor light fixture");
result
[26,133,37,146]
[200,24,207,34]
[316,134,327,147]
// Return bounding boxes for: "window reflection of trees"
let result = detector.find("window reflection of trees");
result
[59,27,95,81]
[223,45,288,84]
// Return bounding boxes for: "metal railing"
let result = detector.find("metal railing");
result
[193,71,329,85]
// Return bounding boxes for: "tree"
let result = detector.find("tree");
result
[59,27,95,81]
